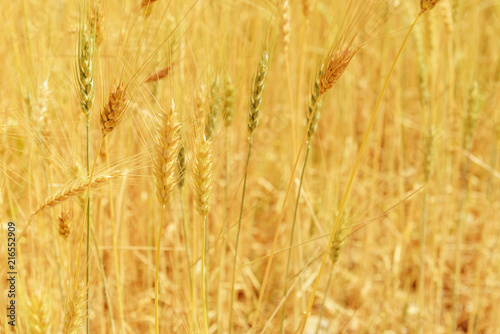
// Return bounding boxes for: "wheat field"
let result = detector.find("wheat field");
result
[1,0,499,333]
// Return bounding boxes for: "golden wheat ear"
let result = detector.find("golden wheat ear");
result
[193,136,214,218]
[319,47,356,95]
[421,0,441,11]
[63,282,87,334]
[100,82,128,137]
[154,99,181,206]
[248,53,269,135]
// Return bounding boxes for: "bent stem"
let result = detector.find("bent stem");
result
[280,142,311,333]
[155,207,165,334]
[229,137,253,333]
[295,11,424,334]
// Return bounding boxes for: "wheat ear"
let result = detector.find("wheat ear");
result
[100,82,128,137]
[78,31,94,124]
[193,135,214,333]
[154,99,180,334]
[28,170,122,223]
[296,12,425,334]
[231,52,269,333]
[63,282,87,334]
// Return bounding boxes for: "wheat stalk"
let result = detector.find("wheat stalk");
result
[154,99,180,333]
[193,135,214,332]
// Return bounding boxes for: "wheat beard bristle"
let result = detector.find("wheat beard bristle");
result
[319,47,356,95]
[154,99,181,205]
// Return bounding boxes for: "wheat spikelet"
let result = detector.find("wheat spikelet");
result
[328,211,349,266]
[415,26,430,111]
[58,210,72,239]
[307,68,322,140]
[89,2,104,48]
[77,31,95,123]
[25,290,50,334]
[141,0,158,17]
[281,0,291,57]
[30,170,122,221]
[421,0,441,11]
[223,75,235,128]
[248,52,269,135]
[145,66,172,83]
[205,77,220,140]
[63,282,86,334]
[154,99,181,206]
[100,82,128,136]
[441,0,454,35]
[319,47,356,95]
[193,136,213,217]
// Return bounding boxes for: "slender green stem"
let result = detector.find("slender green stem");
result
[281,142,311,333]
[295,12,423,333]
[90,225,116,334]
[155,207,165,334]
[229,137,253,332]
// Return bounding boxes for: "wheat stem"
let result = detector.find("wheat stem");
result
[295,12,423,333]
[155,207,165,334]
[251,96,320,332]
[281,142,311,333]
[229,137,253,333]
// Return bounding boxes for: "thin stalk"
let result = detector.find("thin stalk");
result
[218,129,230,334]
[202,216,209,332]
[451,157,471,333]
[295,12,423,333]
[281,142,311,333]
[155,207,165,334]
[180,187,194,312]
[73,134,103,333]
[90,224,116,334]
[229,137,253,332]
[314,267,334,334]
[251,97,320,332]
[419,186,429,333]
